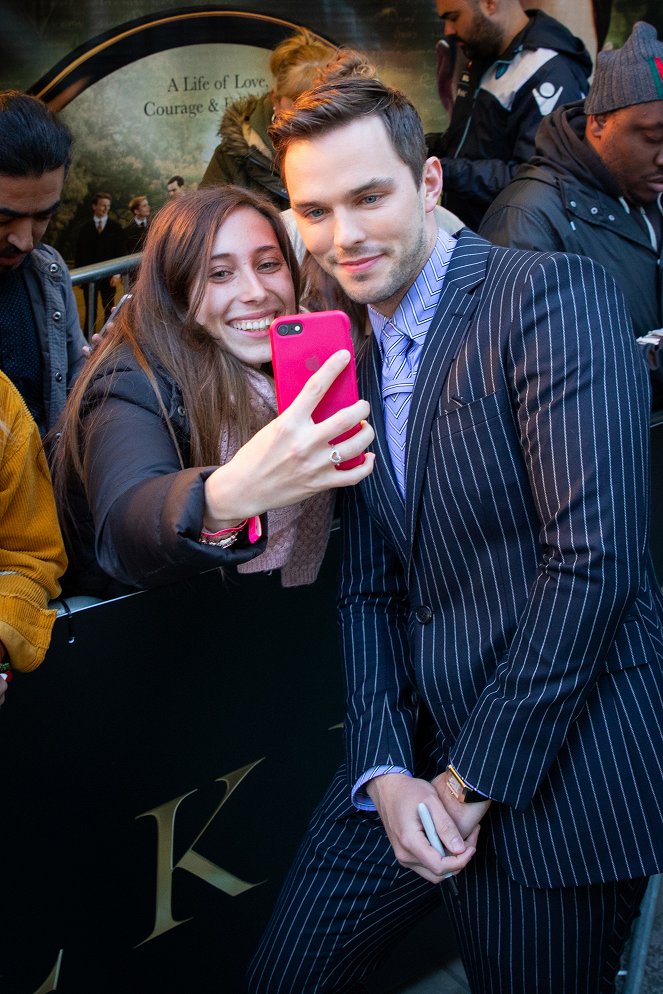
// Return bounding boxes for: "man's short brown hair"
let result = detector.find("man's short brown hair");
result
[269,51,428,189]
[128,195,147,213]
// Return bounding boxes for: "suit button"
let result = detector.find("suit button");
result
[415,605,433,624]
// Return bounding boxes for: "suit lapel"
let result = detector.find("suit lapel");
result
[405,231,492,548]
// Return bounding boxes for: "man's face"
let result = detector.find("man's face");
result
[135,198,150,219]
[167,181,183,198]
[285,116,441,317]
[436,0,505,62]
[92,197,111,218]
[588,102,663,207]
[0,167,64,273]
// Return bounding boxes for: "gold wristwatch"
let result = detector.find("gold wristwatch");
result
[446,764,484,803]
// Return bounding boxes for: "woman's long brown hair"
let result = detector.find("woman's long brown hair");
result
[52,185,300,504]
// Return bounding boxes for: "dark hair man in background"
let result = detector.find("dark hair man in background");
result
[74,191,126,331]
[247,52,663,994]
[480,21,663,406]
[166,175,185,198]
[0,90,87,434]
[427,0,591,230]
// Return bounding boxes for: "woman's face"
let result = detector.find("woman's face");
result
[194,206,296,367]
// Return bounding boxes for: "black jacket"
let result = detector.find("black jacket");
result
[74,217,127,267]
[61,349,267,598]
[124,217,150,256]
[479,101,663,407]
[428,10,591,230]
[199,93,288,209]
[479,101,663,340]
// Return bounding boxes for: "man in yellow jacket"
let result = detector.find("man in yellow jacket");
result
[0,370,66,705]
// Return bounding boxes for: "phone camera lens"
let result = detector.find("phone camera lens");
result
[277,322,303,336]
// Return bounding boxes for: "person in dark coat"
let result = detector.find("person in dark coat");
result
[0,90,87,433]
[427,0,592,230]
[124,195,151,255]
[480,21,663,406]
[199,29,336,209]
[74,192,126,330]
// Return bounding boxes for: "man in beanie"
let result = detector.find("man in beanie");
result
[480,21,663,403]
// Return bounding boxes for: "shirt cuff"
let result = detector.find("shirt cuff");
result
[351,765,412,810]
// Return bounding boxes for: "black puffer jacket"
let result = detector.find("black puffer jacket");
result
[199,92,288,209]
[428,10,591,230]
[61,348,267,598]
[480,101,663,342]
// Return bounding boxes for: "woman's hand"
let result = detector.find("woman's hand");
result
[204,350,375,529]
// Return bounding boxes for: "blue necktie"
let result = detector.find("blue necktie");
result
[380,321,416,496]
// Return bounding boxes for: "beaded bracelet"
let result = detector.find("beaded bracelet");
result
[199,518,248,548]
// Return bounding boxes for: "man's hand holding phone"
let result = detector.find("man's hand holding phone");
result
[365,773,479,886]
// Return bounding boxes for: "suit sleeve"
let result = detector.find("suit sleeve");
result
[449,252,652,810]
[338,485,417,785]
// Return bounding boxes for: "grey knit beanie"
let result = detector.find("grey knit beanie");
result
[585,21,663,115]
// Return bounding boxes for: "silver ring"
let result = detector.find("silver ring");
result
[329,448,343,465]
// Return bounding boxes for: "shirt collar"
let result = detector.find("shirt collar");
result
[370,229,456,353]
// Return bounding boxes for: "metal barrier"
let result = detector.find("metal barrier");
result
[70,254,141,338]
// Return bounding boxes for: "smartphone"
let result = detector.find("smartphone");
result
[270,310,365,470]
[97,292,132,338]
[417,802,456,887]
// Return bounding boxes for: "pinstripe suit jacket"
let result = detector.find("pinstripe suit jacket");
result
[338,229,663,890]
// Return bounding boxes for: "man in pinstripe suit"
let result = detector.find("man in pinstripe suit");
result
[247,53,663,994]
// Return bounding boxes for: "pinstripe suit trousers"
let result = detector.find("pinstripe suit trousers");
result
[246,767,647,994]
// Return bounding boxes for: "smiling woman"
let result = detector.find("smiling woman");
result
[50,185,374,598]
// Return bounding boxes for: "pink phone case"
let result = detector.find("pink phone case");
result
[270,310,365,469]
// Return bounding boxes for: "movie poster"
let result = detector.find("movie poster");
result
[3,0,655,261]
